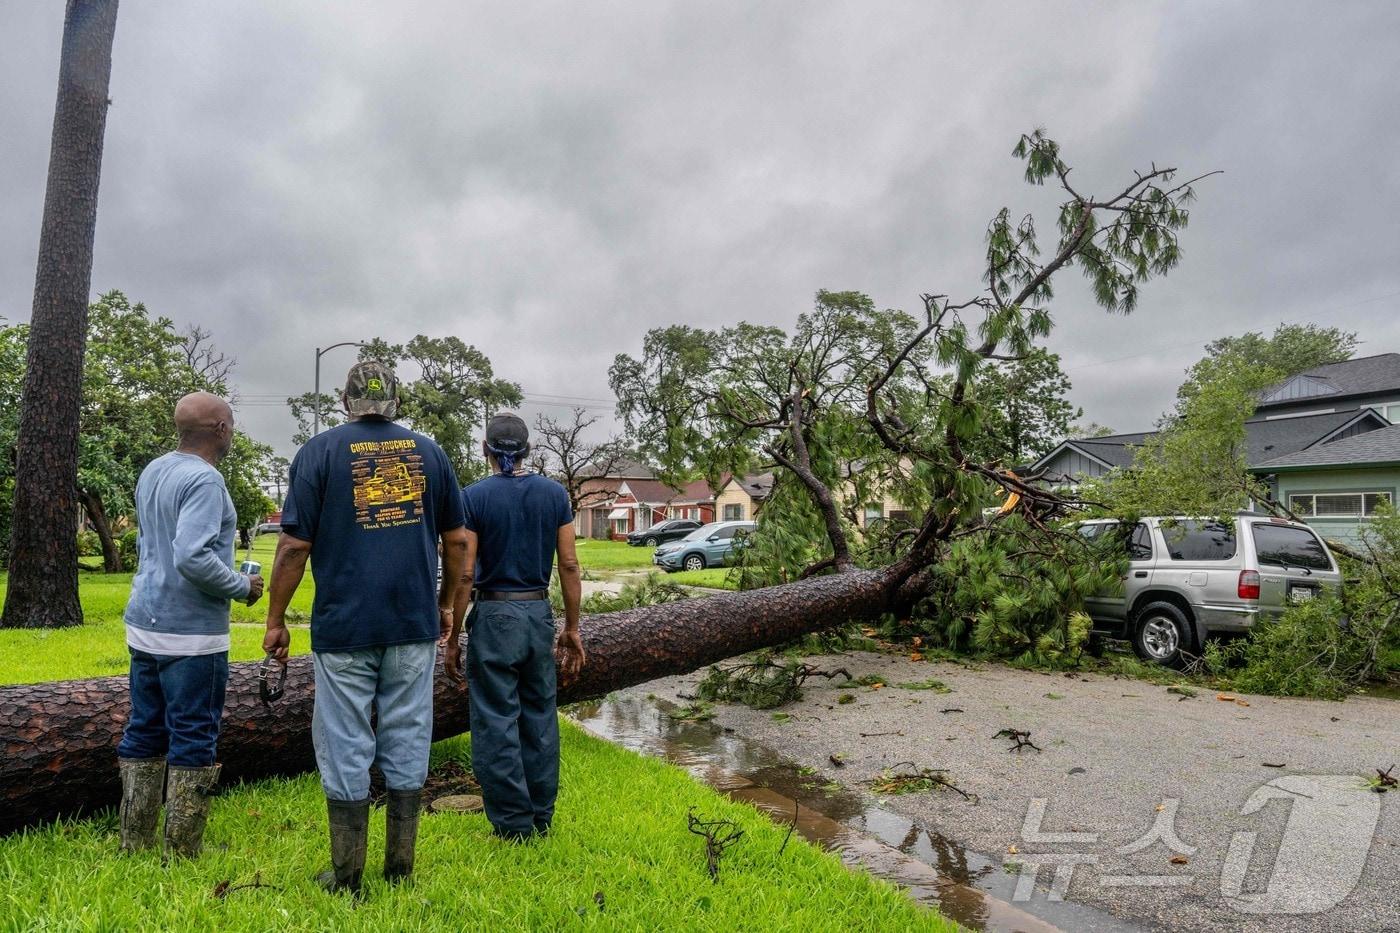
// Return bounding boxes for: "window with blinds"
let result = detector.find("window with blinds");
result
[1288,491,1392,518]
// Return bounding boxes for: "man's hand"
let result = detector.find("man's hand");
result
[442,638,465,688]
[556,628,585,682]
[245,574,265,606]
[263,621,290,666]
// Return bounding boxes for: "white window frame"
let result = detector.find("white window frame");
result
[1288,491,1392,519]
[722,503,744,521]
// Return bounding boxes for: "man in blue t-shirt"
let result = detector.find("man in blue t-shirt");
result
[443,413,584,841]
[262,361,468,894]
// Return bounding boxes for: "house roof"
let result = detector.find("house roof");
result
[619,479,679,505]
[617,478,716,506]
[722,472,776,500]
[1034,409,1390,474]
[1256,353,1400,409]
[1250,423,1400,472]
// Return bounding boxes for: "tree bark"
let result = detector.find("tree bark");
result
[2,0,120,629]
[0,569,893,832]
[77,487,121,573]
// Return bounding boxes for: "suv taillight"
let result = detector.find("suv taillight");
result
[1238,570,1261,600]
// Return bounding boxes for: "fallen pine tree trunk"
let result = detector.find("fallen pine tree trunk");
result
[1,569,892,832]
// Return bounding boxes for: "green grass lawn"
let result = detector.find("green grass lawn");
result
[663,568,737,590]
[574,538,660,571]
[0,724,952,932]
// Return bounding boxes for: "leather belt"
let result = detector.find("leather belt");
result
[475,589,548,602]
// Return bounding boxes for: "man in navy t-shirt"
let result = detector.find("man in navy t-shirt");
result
[443,413,584,841]
[262,361,468,893]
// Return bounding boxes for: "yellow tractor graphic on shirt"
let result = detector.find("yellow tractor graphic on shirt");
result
[354,461,426,510]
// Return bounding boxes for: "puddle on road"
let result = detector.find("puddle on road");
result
[570,694,1140,933]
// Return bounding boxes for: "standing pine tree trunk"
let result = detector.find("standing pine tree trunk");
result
[2,0,120,629]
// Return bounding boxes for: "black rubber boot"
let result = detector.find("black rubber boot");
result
[163,764,220,859]
[118,757,166,852]
[383,788,422,883]
[316,798,370,895]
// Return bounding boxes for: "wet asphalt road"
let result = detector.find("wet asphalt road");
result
[634,652,1400,933]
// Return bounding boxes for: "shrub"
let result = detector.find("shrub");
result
[76,530,102,557]
[117,529,140,572]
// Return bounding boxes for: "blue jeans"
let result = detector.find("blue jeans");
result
[311,640,436,802]
[466,601,560,835]
[118,649,228,768]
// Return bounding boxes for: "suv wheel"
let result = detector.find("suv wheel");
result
[683,554,706,572]
[1132,601,1195,669]
[644,536,659,548]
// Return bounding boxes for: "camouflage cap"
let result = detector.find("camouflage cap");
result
[344,360,399,418]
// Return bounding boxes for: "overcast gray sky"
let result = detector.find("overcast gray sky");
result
[3,1,1398,456]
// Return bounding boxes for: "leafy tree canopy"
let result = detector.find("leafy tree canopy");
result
[1173,323,1358,416]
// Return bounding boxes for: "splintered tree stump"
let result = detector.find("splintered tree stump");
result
[1,570,892,832]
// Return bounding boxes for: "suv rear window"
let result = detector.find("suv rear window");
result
[1251,524,1332,571]
[1161,521,1236,561]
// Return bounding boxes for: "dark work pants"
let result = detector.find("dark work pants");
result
[118,648,228,767]
[466,600,560,835]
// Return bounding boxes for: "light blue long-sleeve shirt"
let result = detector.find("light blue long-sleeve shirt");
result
[124,451,250,656]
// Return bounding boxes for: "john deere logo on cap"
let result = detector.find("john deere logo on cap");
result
[367,377,384,394]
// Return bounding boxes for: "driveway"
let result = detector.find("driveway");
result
[632,651,1399,932]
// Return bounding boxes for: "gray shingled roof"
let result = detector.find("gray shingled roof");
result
[738,472,775,499]
[1251,423,1400,471]
[1257,353,1400,408]
[1244,409,1386,462]
[1045,409,1387,471]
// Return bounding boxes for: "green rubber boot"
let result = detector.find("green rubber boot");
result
[163,764,221,859]
[383,788,422,883]
[316,798,370,895]
[118,757,166,852]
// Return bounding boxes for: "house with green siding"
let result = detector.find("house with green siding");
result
[1035,353,1400,543]
[1248,425,1400,545]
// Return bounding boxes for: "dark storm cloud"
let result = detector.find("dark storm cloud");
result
[3,1,1398,454]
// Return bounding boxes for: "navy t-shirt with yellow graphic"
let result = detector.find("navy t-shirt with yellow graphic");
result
[281,419,465,652]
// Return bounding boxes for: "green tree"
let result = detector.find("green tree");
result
[0,323,27,567]
[1094,354,1269,520]
[965,348,1081,465]
[1173,323,1357,415]
[392,336,522,483]
[74,293,230,570]
[612,291,931,574]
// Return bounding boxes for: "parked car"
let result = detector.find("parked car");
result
[626,519,701,548]
[254,522,281,536]
[1077,514,1341,668]
[653,521,755,572]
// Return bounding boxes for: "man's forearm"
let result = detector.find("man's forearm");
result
[559,564,582,630]
[451,570,474,639]
[265,539,309,626]
[439,536,468,612]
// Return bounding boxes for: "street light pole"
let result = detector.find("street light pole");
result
[312,341,367,436]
